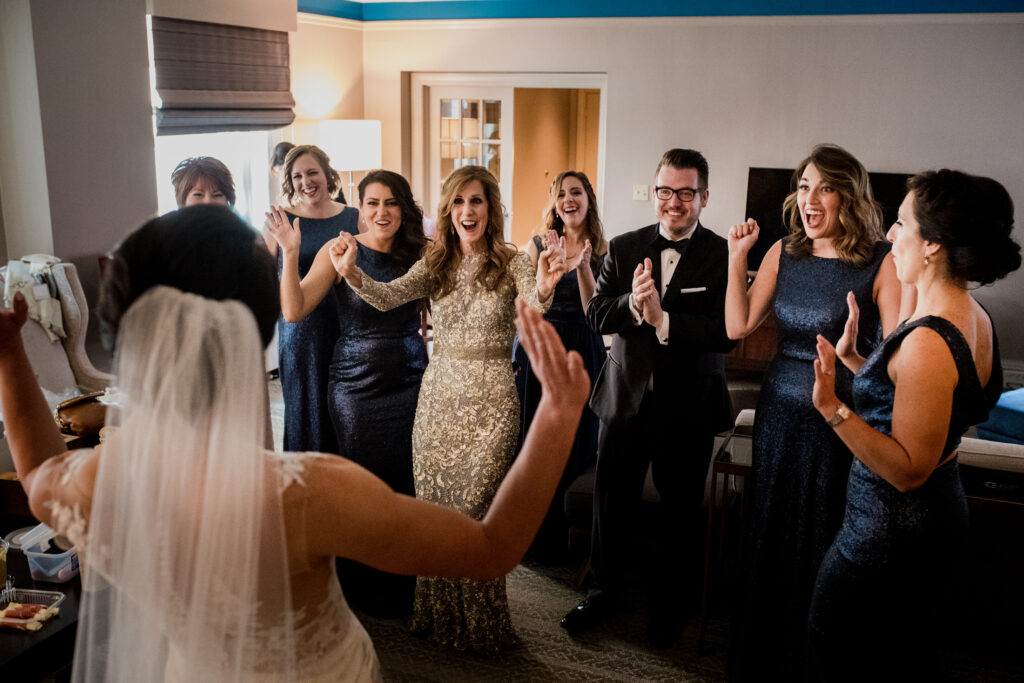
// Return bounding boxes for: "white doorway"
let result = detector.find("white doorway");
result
[410,72,608,244]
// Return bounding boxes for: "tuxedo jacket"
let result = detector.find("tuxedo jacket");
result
[587,223,736,433]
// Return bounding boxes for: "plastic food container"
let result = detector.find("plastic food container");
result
[18,523,79,583]
[0,588,65,629]
[23,544,79,583]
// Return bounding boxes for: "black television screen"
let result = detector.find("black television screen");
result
[742,167,911,271]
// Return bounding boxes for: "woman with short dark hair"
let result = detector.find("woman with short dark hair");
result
[809,170,1020,679]
[170,156,235,208]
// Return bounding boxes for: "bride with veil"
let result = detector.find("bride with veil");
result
[0,205,590,682]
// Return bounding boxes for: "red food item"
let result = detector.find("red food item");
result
[0,601,59,630]
[3,603,46,619]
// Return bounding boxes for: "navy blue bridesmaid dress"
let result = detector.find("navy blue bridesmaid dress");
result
[730,239,891,680]
[331,240,428,617]
[807,316,1001,681]
[276,207,359,454]
[512,235,607,560]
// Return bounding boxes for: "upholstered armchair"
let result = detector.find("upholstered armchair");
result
[0,262,112,472]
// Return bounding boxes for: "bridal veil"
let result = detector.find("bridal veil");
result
[72,285,298,681]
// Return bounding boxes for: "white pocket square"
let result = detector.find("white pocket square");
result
[679,286,707,294]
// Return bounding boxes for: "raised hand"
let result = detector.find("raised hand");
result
[536,230,567,300]
[629,262,647,315]
[565,239,592,272]
[834,291,865,371]
[329,231,359,281]
[0,292,28,354]
[728,218,760,257]
[812,334,840,418]
[514,298,589,410]
[265,205,301,254]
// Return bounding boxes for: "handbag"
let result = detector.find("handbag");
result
[54,391,107,437]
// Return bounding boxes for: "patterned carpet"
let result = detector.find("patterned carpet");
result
[359,561,729,683]
[269,377,729,680]
[268,378,1024,681]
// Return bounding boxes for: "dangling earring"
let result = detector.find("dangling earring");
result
[923,255,930,265]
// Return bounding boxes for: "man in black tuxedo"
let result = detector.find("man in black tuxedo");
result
[561,148,735,647]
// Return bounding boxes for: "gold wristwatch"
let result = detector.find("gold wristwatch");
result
[827,402,852,428]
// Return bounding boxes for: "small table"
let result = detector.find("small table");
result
[698,414,754,654]
[0,516,81,681]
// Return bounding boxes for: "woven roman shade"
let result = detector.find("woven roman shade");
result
[151,16,295,135]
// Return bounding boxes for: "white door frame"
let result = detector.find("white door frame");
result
[410,72,609,224]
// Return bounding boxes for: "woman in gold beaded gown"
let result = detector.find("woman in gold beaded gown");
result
[332,166,566,653]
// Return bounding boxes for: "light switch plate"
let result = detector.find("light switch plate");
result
[632,184,649,201]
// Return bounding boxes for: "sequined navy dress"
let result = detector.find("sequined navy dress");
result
[277,208,359,454]
[808,316,1001,680]
[331,241,428,617]
[511,235,607,560]
[730,239,891,680]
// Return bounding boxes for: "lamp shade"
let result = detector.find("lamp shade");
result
[319,120,382,172]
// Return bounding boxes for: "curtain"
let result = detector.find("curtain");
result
[151,16,294,135]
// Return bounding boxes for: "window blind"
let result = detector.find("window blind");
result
[151,16,294,135]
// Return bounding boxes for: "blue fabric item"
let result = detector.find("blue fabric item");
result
[331,240,427,617]
[807,315,1002,680]
[277,207,359,454]
[730,239,891,681]
[976,387,1024,444]
[511,235,606,559]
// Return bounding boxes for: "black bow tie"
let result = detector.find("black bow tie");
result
[653,235,689,255]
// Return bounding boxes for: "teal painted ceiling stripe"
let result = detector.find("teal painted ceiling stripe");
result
[298,0,1024,22]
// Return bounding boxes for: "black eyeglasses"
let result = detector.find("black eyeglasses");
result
[654,186,705,202]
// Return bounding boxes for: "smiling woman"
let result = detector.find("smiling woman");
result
[331,165,567,653]
[725,143,905,681]
[264,145,360,457]
[154,130,272,226]
[269,168,429,617]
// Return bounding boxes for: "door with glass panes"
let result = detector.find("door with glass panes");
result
[428,87,514,241]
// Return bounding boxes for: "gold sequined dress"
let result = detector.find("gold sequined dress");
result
[352,250,549,653]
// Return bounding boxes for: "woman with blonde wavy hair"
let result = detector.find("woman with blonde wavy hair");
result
[331,165,566,653]
[724,143,904,680]
[513,170,608,560]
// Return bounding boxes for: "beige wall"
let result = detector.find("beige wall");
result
[18,0,157,329]
[1,0,157,359]
[0,0,54,260]
[290,15,365,159]
[360,14,1024,366]
[150,0,296,32]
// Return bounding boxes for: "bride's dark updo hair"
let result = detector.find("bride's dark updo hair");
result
[907,170,1021,286]
[99,205,279,350]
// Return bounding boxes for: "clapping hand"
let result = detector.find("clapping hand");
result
[0,292,28,354]
[834,291,866,371]
[536,229,567,301]
[633,258,663,328]
[265,206,301,254]
[514,298,589,410]
[565,239,592,272]
[728,218,760,257]
[329,231,360,283]
[812,334,841,418]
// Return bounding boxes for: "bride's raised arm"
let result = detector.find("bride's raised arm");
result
[306,298,589,578]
